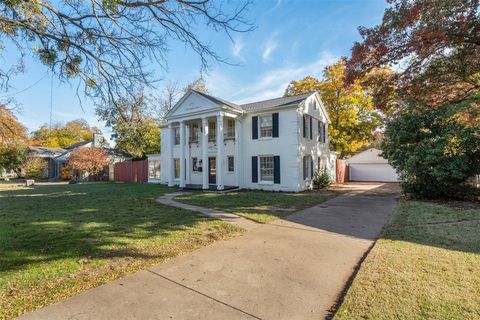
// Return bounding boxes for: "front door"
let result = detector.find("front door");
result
[208,157,216,184]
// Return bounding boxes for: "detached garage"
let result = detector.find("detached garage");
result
[346,148,399,182]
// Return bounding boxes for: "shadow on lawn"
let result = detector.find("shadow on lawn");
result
[381,200,480,255]
[0,183,211,274]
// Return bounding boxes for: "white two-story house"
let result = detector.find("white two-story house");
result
[147,89,336,192]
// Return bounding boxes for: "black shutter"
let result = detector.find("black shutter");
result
[310,157,314,178]
[252,156,258,183]
[318,120,321,142]
[273,156,280,184]
[252,116,258,140]
[272,113,279,138]
[302,115,306,138]
[309,116,313,140]
[322,123,326,143]
[302,156,306,180]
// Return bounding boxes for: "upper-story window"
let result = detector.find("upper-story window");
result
[318,120,326,143]
[174,127,180,145]
[259,115,273,138]
[303,115,312,140]
[225,118,235,139]
[190,123,199,143]
[208,120,216,142]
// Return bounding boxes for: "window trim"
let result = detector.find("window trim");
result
[303,115,312,140]
[148,160,161,179]
[227,156,235,173]
[259,155,274,183]
[259,114,273,138]
[173,158,180,180]
[174,127,180,145]
[208,120,216,142]
[189,123,199,143]
[303,155,313,181]
[225,118,235,139]
[192,157,200,173]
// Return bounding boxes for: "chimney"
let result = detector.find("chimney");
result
[93,133,103,148]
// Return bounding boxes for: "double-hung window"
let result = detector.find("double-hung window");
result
[148,160,160,179]
[190,123,199,143]
[208,120,216,142]
[192,157,200,172]
[304,115,311,139]
[259,156,274,182]
[174,127,180,145]
[174,159,180,179]
[225,119,235,139]
[303,155,313,180]
[318,121,326,143]
[227,156,235,172]
[259,115,273,138]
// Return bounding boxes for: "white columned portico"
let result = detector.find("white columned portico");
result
[234,117,240,187]
[167,122,174,187]
[216,113,224,190]
[179,121,186,188]
[201,117,209,190]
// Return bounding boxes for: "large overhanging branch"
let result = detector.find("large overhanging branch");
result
[0,0,253,104]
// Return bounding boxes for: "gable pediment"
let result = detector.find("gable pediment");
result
[168,91,221,119]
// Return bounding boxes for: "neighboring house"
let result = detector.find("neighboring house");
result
[28,134,131,180]
[346,148,399,182]
[26,146,67,179]
[147,90,336,192]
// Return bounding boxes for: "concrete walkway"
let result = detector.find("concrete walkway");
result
[156,192,257,229]
[19,183,397,320]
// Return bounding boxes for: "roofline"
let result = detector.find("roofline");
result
[166,89,242,120]
[243,103,300,114]
[239,91,314,107]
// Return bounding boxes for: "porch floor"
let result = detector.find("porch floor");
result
[183,184,239,191]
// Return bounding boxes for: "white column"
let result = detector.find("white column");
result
[179,121,186,188]
[234,117,240,187]
[167,122,174,187]
[216,113,224,190]
[201,117,209,190]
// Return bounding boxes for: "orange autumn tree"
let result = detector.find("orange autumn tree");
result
[68,148,108,177]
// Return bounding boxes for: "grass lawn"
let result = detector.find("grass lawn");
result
[0,183,243,319]
[335,200,480,320]
[176,189,337,223]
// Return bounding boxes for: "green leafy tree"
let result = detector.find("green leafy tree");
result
[97,91,160,159]
[285,60,382,157]
[23,157,48,179]
[0,145,26,176]
[382,96,480,199]
[31,119,101,148]
[347,0,480,106]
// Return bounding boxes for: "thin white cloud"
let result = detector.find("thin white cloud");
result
[231,36,245,60]
[206,52,338,104]
[262,33,279,62]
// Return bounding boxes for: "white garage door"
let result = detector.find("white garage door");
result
[349,164,399,182]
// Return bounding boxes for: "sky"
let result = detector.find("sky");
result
[1,0,388,142]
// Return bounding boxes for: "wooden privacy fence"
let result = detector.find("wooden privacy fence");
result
[114,160,148,183]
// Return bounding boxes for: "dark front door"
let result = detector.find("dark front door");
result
[208,157,216,184]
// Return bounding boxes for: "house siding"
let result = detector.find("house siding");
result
[154,91,336,192]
